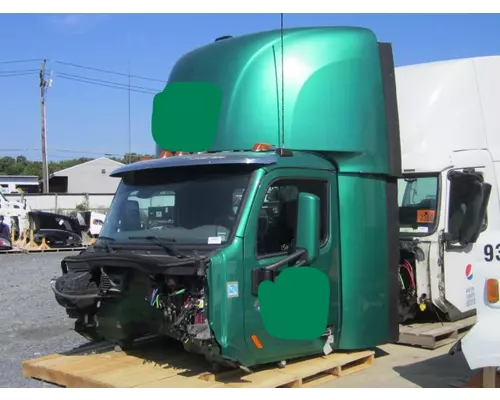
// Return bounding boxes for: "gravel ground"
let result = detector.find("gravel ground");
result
[0,253,87,388]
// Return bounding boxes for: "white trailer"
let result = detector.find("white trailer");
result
[395,56,500,371]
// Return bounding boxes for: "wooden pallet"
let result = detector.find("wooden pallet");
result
[398,316,476,349]
[22,339,375,388]
[463,368,500,388]
[0,246,87,254]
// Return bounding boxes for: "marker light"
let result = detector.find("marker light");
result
[160,151,174,158]
[176,151,190,155]
[251,335,263,349]
[140,156,152,161]
[487,279,499,304]
[252,143,273,152]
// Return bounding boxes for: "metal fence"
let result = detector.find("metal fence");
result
[4,193,115,214]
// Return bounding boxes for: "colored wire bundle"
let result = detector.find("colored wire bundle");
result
[151,288,161,308]
[399,260,416,289]
[150,288,187,309]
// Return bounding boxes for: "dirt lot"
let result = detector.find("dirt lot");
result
[0,252,474,388]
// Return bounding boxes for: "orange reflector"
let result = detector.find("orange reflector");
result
[160,151,174,158]
[140,156,152,161]
[252,143,273,151]
[251,335,263,349]
[487,279,499,304]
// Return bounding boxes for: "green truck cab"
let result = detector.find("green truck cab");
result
[51,26,401,369]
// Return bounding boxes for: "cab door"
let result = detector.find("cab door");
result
[443,166,493,319]
[242,168,340,366]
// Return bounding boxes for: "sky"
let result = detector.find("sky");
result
[1,13,500,161]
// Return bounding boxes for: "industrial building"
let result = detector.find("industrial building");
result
[0,175,40,194]
[49,157,124,194]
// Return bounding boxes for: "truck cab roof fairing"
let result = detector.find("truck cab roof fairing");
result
[110,152,278,178]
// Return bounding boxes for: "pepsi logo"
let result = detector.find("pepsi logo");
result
[465,264,473,280]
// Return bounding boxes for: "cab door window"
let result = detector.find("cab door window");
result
[256,178,328,258]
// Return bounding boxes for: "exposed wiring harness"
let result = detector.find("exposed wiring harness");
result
[399,260,416,289]
[398,273,405,289]
[147,278,207,341]
[150,288,161,308]
[150,287,187,309]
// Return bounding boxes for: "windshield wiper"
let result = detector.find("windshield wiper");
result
[128,236,188,258]
[97,236,116,242]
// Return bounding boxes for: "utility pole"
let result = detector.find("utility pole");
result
[126,31,132,165]
[40,59,50,193]
[127,60,132,164]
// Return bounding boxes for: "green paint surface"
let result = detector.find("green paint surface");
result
[258,267,330,340]
[150,26,399,362]
[151,82,222,152]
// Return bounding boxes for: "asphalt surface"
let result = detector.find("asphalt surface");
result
[0,253,87,388]
[0,252,474,388]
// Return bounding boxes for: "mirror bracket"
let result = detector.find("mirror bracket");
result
[251,268,276,296]
[251,249,306,296]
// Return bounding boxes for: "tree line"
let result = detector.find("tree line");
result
[0,153,154,177]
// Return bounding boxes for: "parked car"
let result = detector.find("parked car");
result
[0,236,12,250]
[28,211,84,248]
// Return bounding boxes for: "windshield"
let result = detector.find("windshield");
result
[100,165,254,246]
[398,175,439,235]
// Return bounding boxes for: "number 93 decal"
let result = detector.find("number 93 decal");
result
[484,243,500,262]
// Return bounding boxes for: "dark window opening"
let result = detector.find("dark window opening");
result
[256,178,328,257]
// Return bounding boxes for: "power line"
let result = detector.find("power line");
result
[52,60,166,83]
[0,67,159,94]
[0,59,42,65]
[53,71,159,92]
[0,68,160,92]
[0,69,39,74]
[53,74,158,95]
[0,71,38,78]
[0,58,166,83]
[0,59,161,161]
[0,148,40,152]
[0,60,166,93]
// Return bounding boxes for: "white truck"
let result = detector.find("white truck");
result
[395,55,500,372]
[0,191,31,238]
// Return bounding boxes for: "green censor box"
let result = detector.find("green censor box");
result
[258,267,330,340]
[151,82,222,152]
